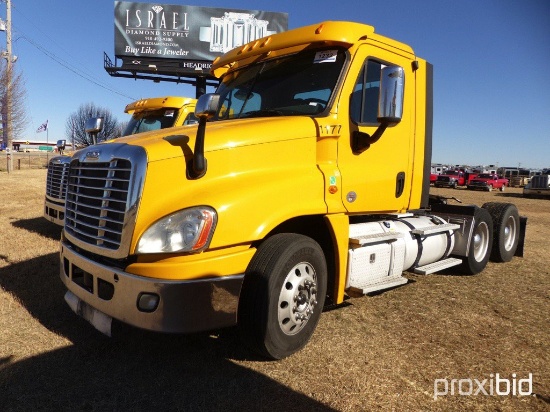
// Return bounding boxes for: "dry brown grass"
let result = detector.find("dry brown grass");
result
[0,169,548,411]
[0,152,58,172]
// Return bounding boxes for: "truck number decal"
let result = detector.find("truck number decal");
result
[319,124,342,136]
[314,50,338,64]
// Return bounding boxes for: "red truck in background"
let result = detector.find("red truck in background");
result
[430,164,445,185]
[467,173,509,192]
[434,170,478,189]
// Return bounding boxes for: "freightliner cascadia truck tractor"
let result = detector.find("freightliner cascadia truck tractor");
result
[524,169,550,198]
[59,21,526,359]
[44,97,197,226]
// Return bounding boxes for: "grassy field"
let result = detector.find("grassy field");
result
[0,151,58,172]
[0,169,548,411]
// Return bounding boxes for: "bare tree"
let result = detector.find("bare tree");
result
[0,60,28,145]
[116,121,128,137]
[65,102,120,147]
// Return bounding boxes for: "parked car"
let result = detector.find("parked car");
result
[434,170,478,189]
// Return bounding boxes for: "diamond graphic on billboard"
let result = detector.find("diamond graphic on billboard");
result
[115,2,288,62]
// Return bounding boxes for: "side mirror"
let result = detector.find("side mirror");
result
[189,94,221,179]
[195,94,220,119]
[56,139,66,150]
[352,65,404,154]
[85,117,104,145]
[378,66,404,124]
[85,117,104,134]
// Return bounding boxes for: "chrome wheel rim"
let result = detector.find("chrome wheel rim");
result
[278,262,318,335]
[473,221,490,262]
[503,215,517,251]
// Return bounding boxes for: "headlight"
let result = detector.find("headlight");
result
[136,206,217,254]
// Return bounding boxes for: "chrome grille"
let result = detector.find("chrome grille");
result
[45,157,71,200]
[530,175,549,189]
[65,158,132,250]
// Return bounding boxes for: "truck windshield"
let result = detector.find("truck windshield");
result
[214,48,347,120]
[122,108,179,136]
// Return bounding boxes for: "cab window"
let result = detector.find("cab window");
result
[350,60,382,125]
[122,109,179,136]
[214,48,347,119]
[183,112,199,125]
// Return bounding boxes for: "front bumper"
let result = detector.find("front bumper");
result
[523,187,550,198]
[60,240,245,335]
[44,198,65,226]
[434,181,455,188]
[467,182,489,191]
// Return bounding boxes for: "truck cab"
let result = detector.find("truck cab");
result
[58,22,524,359]
[122,96,198,135]
[524,168,550,198]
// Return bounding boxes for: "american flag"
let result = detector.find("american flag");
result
[37,120,48,133]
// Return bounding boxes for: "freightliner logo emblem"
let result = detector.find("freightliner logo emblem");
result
[85,151,101,160]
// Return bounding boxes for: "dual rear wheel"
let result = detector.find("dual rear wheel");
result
[458,203,520,275]
[482,202,520,263]
[238,204,520,357]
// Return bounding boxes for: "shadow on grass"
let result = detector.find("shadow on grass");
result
[0,254,337,411]
[494,192,525,199]
[11,217,62,241]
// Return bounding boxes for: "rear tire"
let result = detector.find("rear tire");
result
[238,233,327,359]
[457,207,493,275]
[482,202,520,262]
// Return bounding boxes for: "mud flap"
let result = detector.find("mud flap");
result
[515,216,527,258]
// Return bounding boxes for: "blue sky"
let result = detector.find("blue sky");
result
[5,0,550,168]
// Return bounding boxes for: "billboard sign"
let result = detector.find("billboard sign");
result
[115,1,288,69]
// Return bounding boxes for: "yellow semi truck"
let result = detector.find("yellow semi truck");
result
[59,21,525,359]
[44,97,197,226]
[122,96,198,135]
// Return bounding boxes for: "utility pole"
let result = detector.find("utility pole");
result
[6,0,12,172]
[0,0,13,172]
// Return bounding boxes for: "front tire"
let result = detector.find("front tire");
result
[238,233,327,359]
[482,202,520,262]
[457,207,493,275]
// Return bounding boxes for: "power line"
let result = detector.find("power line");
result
[16,33,136,101]
[10,3,137,101]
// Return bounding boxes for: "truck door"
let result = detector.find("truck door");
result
[337,48,415,213]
